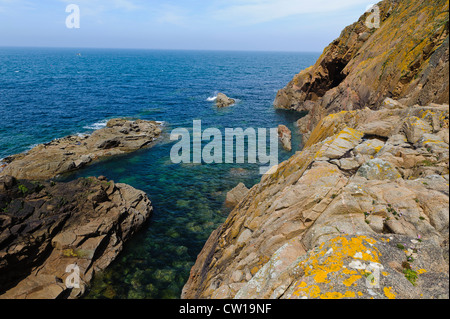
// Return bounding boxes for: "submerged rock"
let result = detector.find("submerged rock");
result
[0,175,153,299]
[0,119,162,180]
[216,93,236,108]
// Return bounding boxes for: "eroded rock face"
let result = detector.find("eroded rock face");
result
[0,119,162,180]
[182,102,449,299]
[216,93,236,108]
[0,175,153,299]
[274,0,449,144]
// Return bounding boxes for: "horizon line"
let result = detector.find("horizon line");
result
[0,45,322,54]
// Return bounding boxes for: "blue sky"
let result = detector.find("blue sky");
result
[0,0,375,51]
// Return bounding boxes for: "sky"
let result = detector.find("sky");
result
[0,0,376,51]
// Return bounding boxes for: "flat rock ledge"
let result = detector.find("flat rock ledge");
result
[0,175,153,299]
[0,119,162,181]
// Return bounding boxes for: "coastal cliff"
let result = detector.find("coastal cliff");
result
[274,0,449,143]
[183,101,449,299]
[182,0,449,299]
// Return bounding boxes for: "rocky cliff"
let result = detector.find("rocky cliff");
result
[182,0,449,300]
[0,175,153,299]
[182,100,449,299]
[274,0,449,143]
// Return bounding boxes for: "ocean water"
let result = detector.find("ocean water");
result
[0,47,319,299]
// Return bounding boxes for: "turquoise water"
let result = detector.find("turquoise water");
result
[0,47,318,298]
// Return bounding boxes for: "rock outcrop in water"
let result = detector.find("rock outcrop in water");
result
[0,119,162,181]
[0,175,153,299]
[274,0,449,144]
[182,100,449,299]
[278,125,292,152]
[216,93,236,108]
[225,183,250,209]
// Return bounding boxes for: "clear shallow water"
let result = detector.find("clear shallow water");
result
[0,47,319,298]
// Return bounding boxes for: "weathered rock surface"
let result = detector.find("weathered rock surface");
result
[225,183,250,209]
[0,175,153,299]
[278,125,292,152]
[0,119,162,180]
[216,93,236,108]
[274,0,449,144]
[182,101,449,299]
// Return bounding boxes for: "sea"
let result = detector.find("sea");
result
[0,47,319,299]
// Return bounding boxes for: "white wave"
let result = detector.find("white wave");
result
[207,91,220,102]
[21,143,39,153]
[83,119,109,130]
[155,121,166,126]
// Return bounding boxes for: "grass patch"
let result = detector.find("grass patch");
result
[18,184,29,195]
[420,160,435,167]
[403,268,418,286]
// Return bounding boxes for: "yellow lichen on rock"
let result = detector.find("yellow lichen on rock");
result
[343,275,362,287]
[320,291,356,299]
[384,287,397,299]
[291,236,383,299]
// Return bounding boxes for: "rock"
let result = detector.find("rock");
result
[0,176,16,192]
[182,102,449,300]
[357,32,371,42]
[216,93,236,108]
[225,183,250,209]
[0,176,153,299]
[354,139,385,156]
[334,158,361,171]
[316,127,364,160]
[0,119,162,180]
[383,98,407,110]
[277,125,292,151]
[357,158,402,181]
[402,117,433,144]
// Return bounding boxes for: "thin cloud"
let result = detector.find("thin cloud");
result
[210,0,373,25]
[58,0,140,15]
[154,4,189,26]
